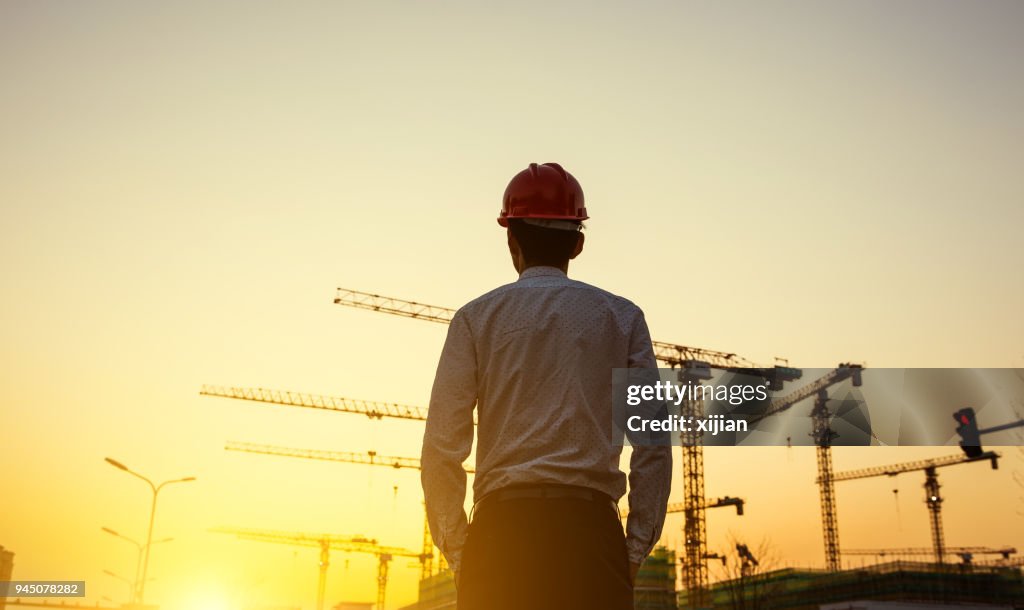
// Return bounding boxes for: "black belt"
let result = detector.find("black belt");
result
[471,484,620,522]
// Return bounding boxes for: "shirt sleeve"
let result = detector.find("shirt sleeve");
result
[624,311,673,565]
[421,309,478,575]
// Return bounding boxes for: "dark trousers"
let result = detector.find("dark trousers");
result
[457,489,633,610]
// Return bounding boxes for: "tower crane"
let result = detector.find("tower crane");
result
[969,556,1024,568]
[224,441,459,579]
[620,496,745,520]
[623,495,745,571]
[212,526,422,610]
[333,287,755,369]
[843,546,1016,565]
[225,440,475,473]
[200,385,430,421]
[199,387,456,580]
[747,364,864,426]
[330,286,798,609]
[666,362,800,606]
[201,387,448,580]
[831,451,1000,565]
[744,364,864,571]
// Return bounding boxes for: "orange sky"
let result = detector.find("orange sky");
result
[2,2,1023,609]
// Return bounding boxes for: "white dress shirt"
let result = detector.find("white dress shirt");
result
[421,266,672,572]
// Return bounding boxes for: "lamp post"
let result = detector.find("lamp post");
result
[101,527,172,603]
[104,569,156,603]
[105,457,194,605]
[103,569,135,603]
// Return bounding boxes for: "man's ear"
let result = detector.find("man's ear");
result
[507,228,523,272]
[569,232,585,259]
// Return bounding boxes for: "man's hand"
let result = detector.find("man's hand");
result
[629,561,641,586]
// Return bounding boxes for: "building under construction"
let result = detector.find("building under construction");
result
[399,547,679,610]
[0,545,13,610]
[684,561,1023,609]
[396,550,1023,610]
[206,287,1024,609]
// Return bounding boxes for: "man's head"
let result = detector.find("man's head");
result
[506,218,585,273]
[498,162,588,273]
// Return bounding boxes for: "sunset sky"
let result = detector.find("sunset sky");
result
[2,1,1023,609]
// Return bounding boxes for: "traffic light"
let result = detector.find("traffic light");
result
[953,407,982,458]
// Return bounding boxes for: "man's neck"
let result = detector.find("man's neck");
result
[519,262,569,275]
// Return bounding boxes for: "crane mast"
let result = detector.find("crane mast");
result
[812,391,842,571]
[745,365,864,571]
[676,364,712,607]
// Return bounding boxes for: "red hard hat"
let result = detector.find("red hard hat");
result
[498,162,588,227]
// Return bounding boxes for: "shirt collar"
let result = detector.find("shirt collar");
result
[518,266,567,280]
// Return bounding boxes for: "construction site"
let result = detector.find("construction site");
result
[187,288,1022,610]
[3,243,1022,610]
[4,3,1024,610]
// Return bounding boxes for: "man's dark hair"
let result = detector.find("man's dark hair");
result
[507,219,582,267]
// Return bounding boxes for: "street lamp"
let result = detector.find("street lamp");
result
[103,569,134,602]
[101,527,173,603]
[105,457,194,605]
[104,568,156,601]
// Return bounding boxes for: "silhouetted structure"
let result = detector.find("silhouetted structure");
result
[0,545,13,610]
[635,547,678,610]
[684,561,1023,609]
[332,603,373,610]
[397,546,679,610]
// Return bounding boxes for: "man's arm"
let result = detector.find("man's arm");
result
[624,311,673,568]
[421,309,477,576]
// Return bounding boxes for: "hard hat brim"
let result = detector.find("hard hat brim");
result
[497,214,589,228]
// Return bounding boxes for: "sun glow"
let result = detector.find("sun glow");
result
[183,587,234,610]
